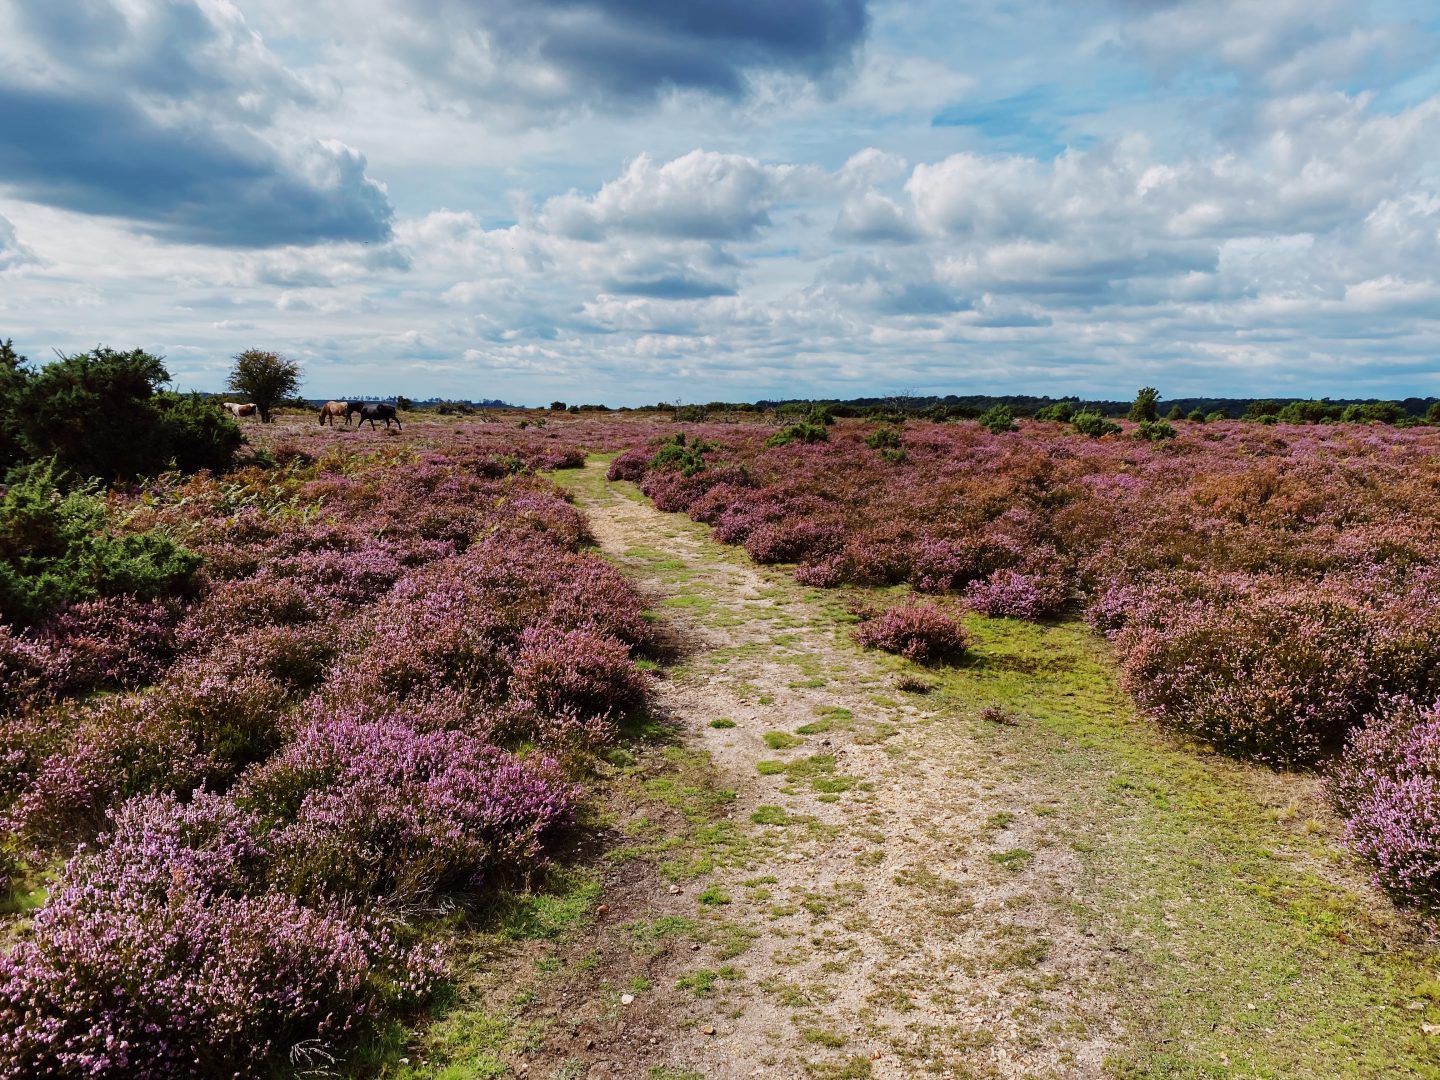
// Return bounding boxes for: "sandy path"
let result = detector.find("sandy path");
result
[567,463,1118,1079]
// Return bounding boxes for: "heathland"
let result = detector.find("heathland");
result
[2,401,1438,1079]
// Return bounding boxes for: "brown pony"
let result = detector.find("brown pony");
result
[318,400,351,426]
[223,402,257,419]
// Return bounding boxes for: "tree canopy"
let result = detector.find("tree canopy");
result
[227,349,301,423]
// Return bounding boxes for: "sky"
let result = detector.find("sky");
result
[1,1,1439,405]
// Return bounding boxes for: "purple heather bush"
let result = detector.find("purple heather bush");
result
[38,596,178,692]
[241,717,577,903]
[1328,699,1440,914]
[0,793,439,1079]
[854,603,972,664]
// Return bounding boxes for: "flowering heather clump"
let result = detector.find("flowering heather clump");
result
[963,565,1072,620]
[38,596,178,692]
[242,717,577,903]
[0,625,70,714]
[607,445,651,481]
[0,794,438,1079]
[1113,582,1440,767]
[1328,699,1440,914]
[509,625,649,725]
[854,604,972,664]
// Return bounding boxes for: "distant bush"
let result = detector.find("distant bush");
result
[1072,410,1121,438]
[1128,387,1159,423]
[1186,408,1207,422]
[1034,402,1075,422]
[1277,400,1343,424]
[1204,410,1228,422]
[977,404,1017,434]
[0,464,201,628]
[854,604,971,664]
[766,421,829,448]
[1341,401,1406,425]
[1243,400,1282,421]
[1428,401,1440,424]
[650,432,711,476]
[865,426,902,450]
[1133,419,1177,442]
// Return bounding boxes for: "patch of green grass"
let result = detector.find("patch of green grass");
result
[698,885,732,906]
[676,966,741,996]
[764,731,804,749]
[757,760,786,775]
[750,805,792,826]
[984,811,1017,831]
[800,1027,848,1048]
[709,717,737,729]
[493,871,602,940]
[788,678,828,689]
[758,694,776,705]
[806,1057,873,1079]
[649,1067,706,1080]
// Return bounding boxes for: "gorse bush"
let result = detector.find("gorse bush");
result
[976,404,1017,434]
[0,464,201,628]
[766,421,829,447]
[1072,410,1121,437]
[650,432,712,476]
[4,346,243,482]
[1133,418,1177,442]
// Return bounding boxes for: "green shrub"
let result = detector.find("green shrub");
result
[1276,400,1342,424]
[9,347,241,482]
[1243,400,1281,421]
[1341,401,1406,424]
[1428,401,1440,424]
[0,464,200,628]
[766,422,829,448]
[1033,401,1075,422]
[1205,410,1228,423]
[1133,419,1177,442]
[1186,408,1206,422]
[649,433,712,476]
[864,427,902,450]
[1128,387,1159,423]
[976,404,1017,434]
[1072,411,1121,438]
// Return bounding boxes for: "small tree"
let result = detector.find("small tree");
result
[228,349,300,423]
[977,404,1017,434]
[1128,387,1159,423]
[1428,401,1440,424]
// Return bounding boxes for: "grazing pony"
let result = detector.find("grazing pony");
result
[318,400,351,426]
[353,403,402,430]
[222,402,257,419]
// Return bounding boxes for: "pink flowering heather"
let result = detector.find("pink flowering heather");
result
[854,603,972,664]
[241,717,577,903]
[38,596,178,692]
[0,625,71,714]
[1328,699,1440,915]
[508,624,649,726]
[963,564,1072,620]
[0,794,439,1079]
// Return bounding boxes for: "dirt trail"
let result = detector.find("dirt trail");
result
[568,462,1118,1078]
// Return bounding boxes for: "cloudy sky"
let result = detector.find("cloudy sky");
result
[1,0,1438,404]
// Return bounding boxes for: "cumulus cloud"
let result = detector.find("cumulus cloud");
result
[0,0,392,247]
[537,150,810,240]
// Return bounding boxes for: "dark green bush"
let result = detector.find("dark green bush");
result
[864,427,902,451]
[1072,411,1121,438]
[1033,402,1075,422]
[976,404,1017,434]
[765,422,829,448]
[1186,409,1207,422]
[1134,419,1178,442]
[1277,400,1342,424]
[649,433,712,476]
[1341,401,1406,424]
[1243,399,1281,421]
[1128,387,1159,423]
[8,347,242,482]
[0,464,200,628]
